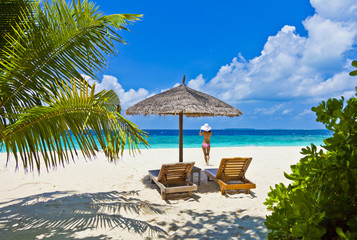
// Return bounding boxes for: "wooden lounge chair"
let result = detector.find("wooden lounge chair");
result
[148,162,198,200]
[204,157,256,195]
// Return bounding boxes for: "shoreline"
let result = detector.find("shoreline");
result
[140,144,311,149]
[0,144,316,154]
[0,146,305,239]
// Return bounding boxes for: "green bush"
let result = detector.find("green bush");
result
[264,87,357,239]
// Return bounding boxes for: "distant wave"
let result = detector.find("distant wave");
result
[144,129,332,148]
[1,129,332,153]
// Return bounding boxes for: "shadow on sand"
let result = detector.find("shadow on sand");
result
[0,190,167,239]
[139,171,264,239]
[156,209,267,239]
[141,171,257,198]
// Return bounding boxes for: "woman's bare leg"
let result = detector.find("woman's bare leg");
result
[207,145,211,165]
[202,146,208,164]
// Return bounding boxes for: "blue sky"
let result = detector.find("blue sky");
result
[85,0,357,130]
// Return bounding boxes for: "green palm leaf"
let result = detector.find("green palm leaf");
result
[0,0,148,171]
[0,0,33,57]
[0,0,142,113]
[3,79,148,171]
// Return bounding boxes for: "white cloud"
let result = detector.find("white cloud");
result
[310,0,357,22]
[301,15,356,72]
[83,75,150,110]
[299,109,314,116]
[161,82,182,93]
[79,0,357,122]
[282,109,293,115]
[187,74,206,90]
[188,0,357,107]
[253,104,285,115]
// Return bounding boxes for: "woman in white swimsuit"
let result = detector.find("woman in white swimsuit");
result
[199,123,212,165]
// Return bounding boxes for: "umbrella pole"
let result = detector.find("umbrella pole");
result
[179,111,183,162]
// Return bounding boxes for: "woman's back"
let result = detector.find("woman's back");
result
[203,131,212,143]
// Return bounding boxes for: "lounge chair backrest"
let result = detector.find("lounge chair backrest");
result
[157,162,195,186]
[216,157,252,182]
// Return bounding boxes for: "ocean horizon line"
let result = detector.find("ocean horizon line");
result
[0,129,332,153]
[142,128,328,131]
[142,129,331,148]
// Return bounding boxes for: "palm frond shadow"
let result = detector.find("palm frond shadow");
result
[157,209,267,239]
[0,190,167,239]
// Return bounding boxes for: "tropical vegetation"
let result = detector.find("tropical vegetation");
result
[350,60,357,76]
[0,0,148,172]
[264,63,357,239]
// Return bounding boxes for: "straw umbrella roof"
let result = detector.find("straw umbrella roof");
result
[126,79,242,117]
[125,75,242,162]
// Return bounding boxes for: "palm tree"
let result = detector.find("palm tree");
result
[0,0,149,172]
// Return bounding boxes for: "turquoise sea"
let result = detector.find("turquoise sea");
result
[0,129,332,152]
[144,129,332,149]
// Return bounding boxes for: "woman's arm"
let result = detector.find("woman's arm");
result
[199,129,203,136]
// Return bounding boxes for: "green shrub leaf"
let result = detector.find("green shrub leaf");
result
[265,85,357,239]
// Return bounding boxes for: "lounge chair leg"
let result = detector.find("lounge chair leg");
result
[247,189,250,194]
[151,179,154,184]
[161,192,166,200]
[198,172,201,186]
[188,191,192,197]
[220,188,225,195]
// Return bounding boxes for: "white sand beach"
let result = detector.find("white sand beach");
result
[0,146,304,239]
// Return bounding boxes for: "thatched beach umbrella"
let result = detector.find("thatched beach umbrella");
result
[126,76,242,162]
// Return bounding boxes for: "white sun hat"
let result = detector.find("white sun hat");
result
[200,123,212,132]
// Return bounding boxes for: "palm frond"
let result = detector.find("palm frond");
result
[3,78,148,171]
[0,0,142,125]
[0,0,146,171]
[0,0,33,58]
